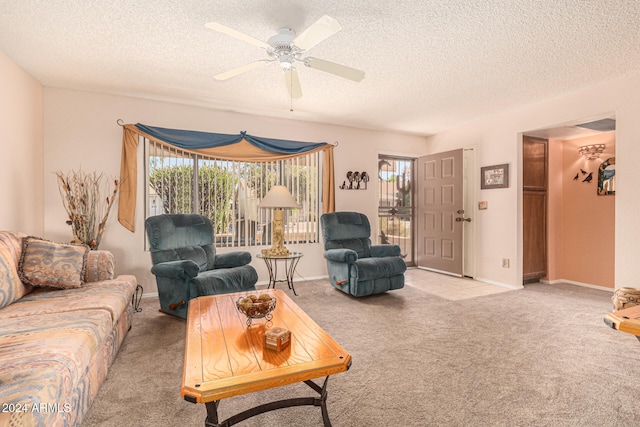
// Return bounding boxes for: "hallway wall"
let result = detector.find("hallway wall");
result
[547,133,615,288]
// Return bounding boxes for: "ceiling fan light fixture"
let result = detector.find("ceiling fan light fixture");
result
[279,54,293,69]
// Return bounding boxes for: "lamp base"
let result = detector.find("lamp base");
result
[262,209,290,257]
[261,246,291,257]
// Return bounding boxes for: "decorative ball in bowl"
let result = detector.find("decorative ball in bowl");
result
[236,294,276,326]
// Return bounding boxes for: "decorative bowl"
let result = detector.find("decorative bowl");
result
[236,295,277,326]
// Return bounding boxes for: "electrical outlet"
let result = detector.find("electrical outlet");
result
[502,258,510,268]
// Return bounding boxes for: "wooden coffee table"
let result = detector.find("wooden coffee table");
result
[181,289,352,427]
[604,304,640,341]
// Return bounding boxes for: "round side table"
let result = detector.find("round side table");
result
[256,252,303,296]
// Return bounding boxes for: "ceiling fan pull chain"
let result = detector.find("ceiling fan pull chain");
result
[290,75,294,112]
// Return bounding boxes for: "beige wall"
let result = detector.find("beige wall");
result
[42,88,428,294]
[427,70,640,288]
[0,52,44,234]
[557,134,615,288]
[4,48,640,294]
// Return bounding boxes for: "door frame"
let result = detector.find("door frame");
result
[463,146,477,278]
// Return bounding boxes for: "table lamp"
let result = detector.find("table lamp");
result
[260,185,298,257]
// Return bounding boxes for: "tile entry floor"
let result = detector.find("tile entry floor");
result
[404,268,515,300]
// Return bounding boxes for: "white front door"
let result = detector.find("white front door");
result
[416,149,468,276]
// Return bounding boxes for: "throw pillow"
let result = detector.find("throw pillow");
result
[18,236,89,289]
[84,250,115,282]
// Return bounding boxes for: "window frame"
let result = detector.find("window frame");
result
[143,137,322,249]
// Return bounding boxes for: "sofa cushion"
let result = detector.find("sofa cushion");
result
[0,275,137,325]
[0,231,32,309]
[0,309,113,427]
[18,236,89,289]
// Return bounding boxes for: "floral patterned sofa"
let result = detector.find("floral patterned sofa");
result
[0,231,137,427]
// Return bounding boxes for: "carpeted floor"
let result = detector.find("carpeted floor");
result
[83,273,640,426]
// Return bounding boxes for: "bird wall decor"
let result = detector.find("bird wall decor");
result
[574,169,592,182]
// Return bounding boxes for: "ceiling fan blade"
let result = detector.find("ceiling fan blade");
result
[294,15,342,50]
[283,68,303,99]
[214,60,271,80]
[205,22,270,49]
[304,57,365,82]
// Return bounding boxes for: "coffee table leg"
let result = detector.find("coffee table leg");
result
[204,401,220,427]
[201,376,333,427]
[304,376,331,427]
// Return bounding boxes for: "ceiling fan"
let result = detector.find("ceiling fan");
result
[205,15,365,99]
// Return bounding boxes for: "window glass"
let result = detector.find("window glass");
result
[145,139,320,247]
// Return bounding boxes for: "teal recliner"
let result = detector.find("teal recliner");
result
[321,211,406,297]
[145,214,258,319]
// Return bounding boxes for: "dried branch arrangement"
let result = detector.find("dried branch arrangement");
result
[56,169,119,250]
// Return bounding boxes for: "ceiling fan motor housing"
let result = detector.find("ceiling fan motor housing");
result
[268,28,302,69]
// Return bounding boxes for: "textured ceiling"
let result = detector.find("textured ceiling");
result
[1,1,639,136]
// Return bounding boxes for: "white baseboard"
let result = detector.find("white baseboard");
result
[541,279,613,292]
[412,268,523,290]
[417,266,463,278]
[257,275,328,287]
[296,275,329,282]
[475,277,523,290]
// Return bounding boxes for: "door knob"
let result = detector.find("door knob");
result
[455,217,472,222]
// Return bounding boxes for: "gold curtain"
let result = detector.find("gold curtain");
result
[117,124,335,232]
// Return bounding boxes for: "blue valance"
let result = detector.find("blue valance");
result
[135,123,328,154]
[118,123,336,232]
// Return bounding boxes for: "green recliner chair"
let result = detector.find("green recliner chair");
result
[145,214,258,319]
[321,211,406,297]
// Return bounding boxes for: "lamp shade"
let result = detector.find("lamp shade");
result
[260,185,298,209]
